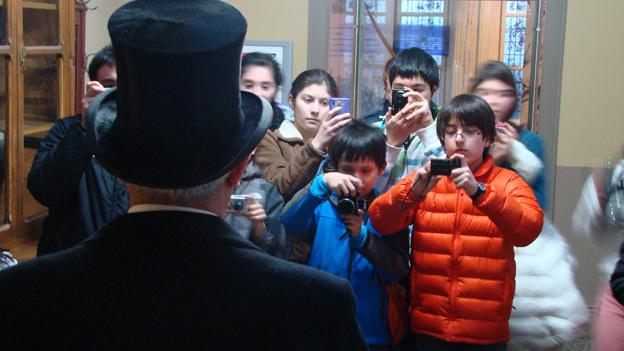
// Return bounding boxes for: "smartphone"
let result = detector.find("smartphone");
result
[329,97,350,113]
[391,89,409,115]
[430,158,461,176]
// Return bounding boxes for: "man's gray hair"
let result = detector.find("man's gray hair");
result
[131,172,230,201]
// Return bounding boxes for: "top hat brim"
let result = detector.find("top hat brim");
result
[86,89,272,189]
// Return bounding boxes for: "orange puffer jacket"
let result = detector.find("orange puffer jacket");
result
[369,157,543,345]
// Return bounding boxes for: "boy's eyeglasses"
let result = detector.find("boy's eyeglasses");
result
[442,128,482,140]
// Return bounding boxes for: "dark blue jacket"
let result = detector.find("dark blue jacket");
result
[27,115,129,255]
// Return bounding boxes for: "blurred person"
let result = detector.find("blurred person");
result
[282,120,409,349]
[471,61,588,350]
[472,61,546,207]
[372,47,445,193]
[369,94,543,350]
[0,1,367,349]
[573,158,624,351]
[255,68,351,201]
[27,45,129,256]
[240,51,293,129]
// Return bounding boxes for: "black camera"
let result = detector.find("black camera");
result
[391,89,409,115]
[337,196,367,215]
[430,158,461,176]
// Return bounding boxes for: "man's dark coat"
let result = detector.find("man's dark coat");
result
[0,211,367,350]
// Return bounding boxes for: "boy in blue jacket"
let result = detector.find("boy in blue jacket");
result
[281,120,409,349]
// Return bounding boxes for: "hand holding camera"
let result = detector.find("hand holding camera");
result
[81,81,107,128]
[229,193,267,238]
[323,172,362,198]
[385,89,433,147]
[491,122,516,163]
[449,155,479,196]
[340,208,364,238]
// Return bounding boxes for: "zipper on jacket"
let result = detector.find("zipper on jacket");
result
[448,189,464,340]
[347,234,354,281]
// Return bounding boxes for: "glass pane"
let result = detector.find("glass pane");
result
[0,1,7,45]
[329,0,355,103]
[401,0,444,13]
[507,0,528,14]
[24,55,57,219]
[23,0,59,46]
[504,16,527,68]
[0,58,8,225]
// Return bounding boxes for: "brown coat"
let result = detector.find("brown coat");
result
[255,120,325,201]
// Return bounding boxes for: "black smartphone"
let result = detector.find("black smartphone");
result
[391,89,409,115]
[430,159,461,176]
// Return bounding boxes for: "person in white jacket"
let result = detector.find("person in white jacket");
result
[573,159,624,351]
[472,61,589,350]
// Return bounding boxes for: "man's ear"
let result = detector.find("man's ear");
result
[226,155,251,188]
[431,85,439,97]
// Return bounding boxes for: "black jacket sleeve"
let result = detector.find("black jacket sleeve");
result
[357,228,410,282]
[27,116,93,207]
[611,241,624,306]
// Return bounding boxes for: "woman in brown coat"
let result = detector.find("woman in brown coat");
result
[255,69,351,201]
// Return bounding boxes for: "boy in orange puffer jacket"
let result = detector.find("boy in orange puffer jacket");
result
[368,94,543,350]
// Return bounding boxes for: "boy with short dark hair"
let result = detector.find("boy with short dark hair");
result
[373,47,446,192]
[281,120,409,348]
[369,94,544,350]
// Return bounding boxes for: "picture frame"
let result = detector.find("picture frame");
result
[243,40,293,104]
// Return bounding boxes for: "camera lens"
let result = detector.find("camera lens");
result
[233,200,245,212]
[337,197,356,215]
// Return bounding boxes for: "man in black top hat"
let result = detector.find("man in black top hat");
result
[0,1,367,349]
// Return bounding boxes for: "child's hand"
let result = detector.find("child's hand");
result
[323,172,361,197]
[408,162,441,197]
[449,154,478,196]
[341,209,364,237]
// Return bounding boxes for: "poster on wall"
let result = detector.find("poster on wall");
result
[243,40,293,104]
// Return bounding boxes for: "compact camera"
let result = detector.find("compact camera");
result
[391,89,409,115]
[430,158,461,176]
[337,196,367,216]
[229,193,262,214]
[329,97,350,113]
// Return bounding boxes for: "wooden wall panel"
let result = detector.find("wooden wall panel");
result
[446,0,480,100]
[477,1,503,65]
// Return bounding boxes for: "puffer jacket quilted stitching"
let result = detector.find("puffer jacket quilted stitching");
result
[369,156,543,345]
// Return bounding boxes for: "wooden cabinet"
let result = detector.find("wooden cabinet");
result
[0,0,78,259]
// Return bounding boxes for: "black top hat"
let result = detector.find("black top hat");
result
[86,0,271,189]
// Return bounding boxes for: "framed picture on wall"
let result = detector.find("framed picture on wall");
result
[243,40,293,104]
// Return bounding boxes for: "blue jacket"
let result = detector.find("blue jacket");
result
[281,174,408,345]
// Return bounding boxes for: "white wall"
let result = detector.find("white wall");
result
[84,0,130,57]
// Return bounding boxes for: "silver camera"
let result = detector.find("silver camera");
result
[229,193,262,214]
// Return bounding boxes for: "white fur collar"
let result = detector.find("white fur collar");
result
[277,119,304,141]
